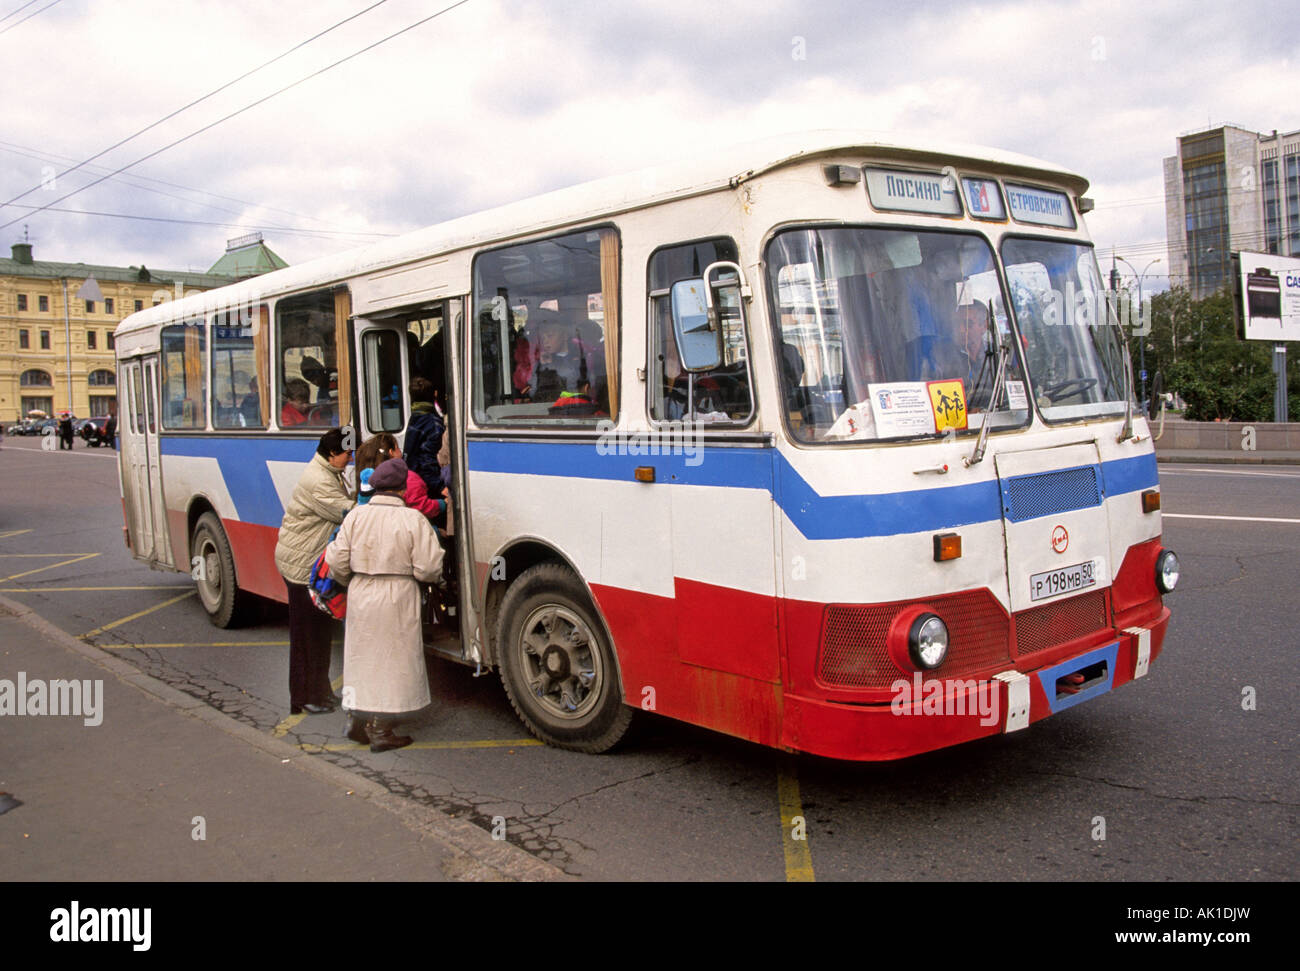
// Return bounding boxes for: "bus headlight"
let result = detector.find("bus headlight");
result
[909,614,949,670]
[1155,550,1180,594]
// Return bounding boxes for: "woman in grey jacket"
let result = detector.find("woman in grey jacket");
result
[274,428,355,714]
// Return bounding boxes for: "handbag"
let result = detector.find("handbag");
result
[308,527,347,619]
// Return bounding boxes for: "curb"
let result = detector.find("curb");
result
[1156,453,1300,465]
[0,592,569,883]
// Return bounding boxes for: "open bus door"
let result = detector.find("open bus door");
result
[118,355,173,567]
[352,297,482,668]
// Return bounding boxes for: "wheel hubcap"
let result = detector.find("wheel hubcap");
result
[196,536,222,608]
[518,605,600,719]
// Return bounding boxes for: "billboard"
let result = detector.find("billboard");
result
[1237,251,1300,341]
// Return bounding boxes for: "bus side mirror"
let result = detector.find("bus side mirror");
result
[671,279,723,372]
[1148,372,1163,420]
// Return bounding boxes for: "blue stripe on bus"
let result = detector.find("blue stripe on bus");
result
[161,436,317,529]
[156,436,1160,541]
[1100,451,1159,498]
[467,441,1160,541]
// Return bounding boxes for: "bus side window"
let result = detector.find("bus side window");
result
[212,305,269,429]
[472,227,620,424]
[647,237,752,423]
[160,321,207,430]
[276,290,339,428]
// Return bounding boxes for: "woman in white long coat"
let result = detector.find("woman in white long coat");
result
[325,458,444,752]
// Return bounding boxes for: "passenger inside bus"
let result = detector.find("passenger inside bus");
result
[239,376,261,424]
[281,378,311,426]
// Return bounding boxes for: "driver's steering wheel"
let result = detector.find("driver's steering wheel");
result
[1040,377,1097,402]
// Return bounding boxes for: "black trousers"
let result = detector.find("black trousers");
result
[286,580,335,708]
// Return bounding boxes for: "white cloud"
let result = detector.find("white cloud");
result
[0,0,1295,283]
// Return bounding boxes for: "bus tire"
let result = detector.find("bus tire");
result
[497,562,633,753]
[191,512,248,628]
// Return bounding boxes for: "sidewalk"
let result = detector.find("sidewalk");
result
[1156,447,1300,465]
[0,596,563,882]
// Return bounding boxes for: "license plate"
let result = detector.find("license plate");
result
[1029,560,1096,602]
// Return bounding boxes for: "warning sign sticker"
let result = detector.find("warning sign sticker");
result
[927,379,968,432]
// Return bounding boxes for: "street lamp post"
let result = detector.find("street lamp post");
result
[1113,256,1161,411]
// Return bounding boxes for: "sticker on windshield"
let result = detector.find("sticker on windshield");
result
[867,382,936,437]
[1005,380,1029,410]
[927,380,968,431]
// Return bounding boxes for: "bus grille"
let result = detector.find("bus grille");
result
[1013,590,1109,655]
[1002,465,1102,522]
[818,590,1010,689]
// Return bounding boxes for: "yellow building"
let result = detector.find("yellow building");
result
[0,238,283,422]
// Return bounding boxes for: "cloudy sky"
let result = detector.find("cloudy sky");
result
[2,0,1296,289]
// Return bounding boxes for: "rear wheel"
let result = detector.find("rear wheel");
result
[497,562,633,753]
[191,511,250,628]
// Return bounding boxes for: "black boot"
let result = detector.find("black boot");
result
[367,717,413,753]
[345,713,369,745]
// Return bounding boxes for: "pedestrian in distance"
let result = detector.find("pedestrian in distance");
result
[273,427,355,715]
[58,413,74,450]
[326,457,444,752]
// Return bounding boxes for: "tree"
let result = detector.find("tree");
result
[1133,286,1296,421]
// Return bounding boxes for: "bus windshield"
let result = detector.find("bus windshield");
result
[767,226,1029,443]
[1001,238,1127,422]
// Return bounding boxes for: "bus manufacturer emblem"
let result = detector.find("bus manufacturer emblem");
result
[1051,525,1069,554]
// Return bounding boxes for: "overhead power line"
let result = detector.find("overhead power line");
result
[0,138,367,234]
[3,201,396,241]
[0,0,42,25]
[0,0,390,212]
[0,0,59,35]
[0,0,473,234]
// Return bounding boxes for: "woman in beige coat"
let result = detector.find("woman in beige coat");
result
[274,428,354,714]
[325,458,444,751]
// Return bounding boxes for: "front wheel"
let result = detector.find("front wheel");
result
[191,511,250,628]
[497,562,633,753]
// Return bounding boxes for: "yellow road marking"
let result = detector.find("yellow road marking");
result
[273,711,308,738]
[0,585,188,592]
[0,529,34,540]
[80,589,196,639]
[0,553,109,556]
[777,761,815,882]
[272,674,345,738]
[102,641,290,648]
[0,552,100,583]
[299,738,544,752]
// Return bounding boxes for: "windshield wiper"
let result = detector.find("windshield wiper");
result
[1104,291,1137,443]
[965,300,1009,467]
[1116,338,1136,443]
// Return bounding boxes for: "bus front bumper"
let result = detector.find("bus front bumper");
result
[781,607,1169,761]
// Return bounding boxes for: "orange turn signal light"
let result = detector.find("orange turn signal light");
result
[1141,489,1161,514]
[634,466,655,483]
[933,532,962,562]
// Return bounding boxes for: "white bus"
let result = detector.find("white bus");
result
[114,130,1178,759]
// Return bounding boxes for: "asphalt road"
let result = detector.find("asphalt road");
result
[1,435,1296,881]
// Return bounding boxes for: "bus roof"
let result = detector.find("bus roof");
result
[116,128,1089,336]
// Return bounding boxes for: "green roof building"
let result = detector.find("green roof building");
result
[207,232,288,280]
